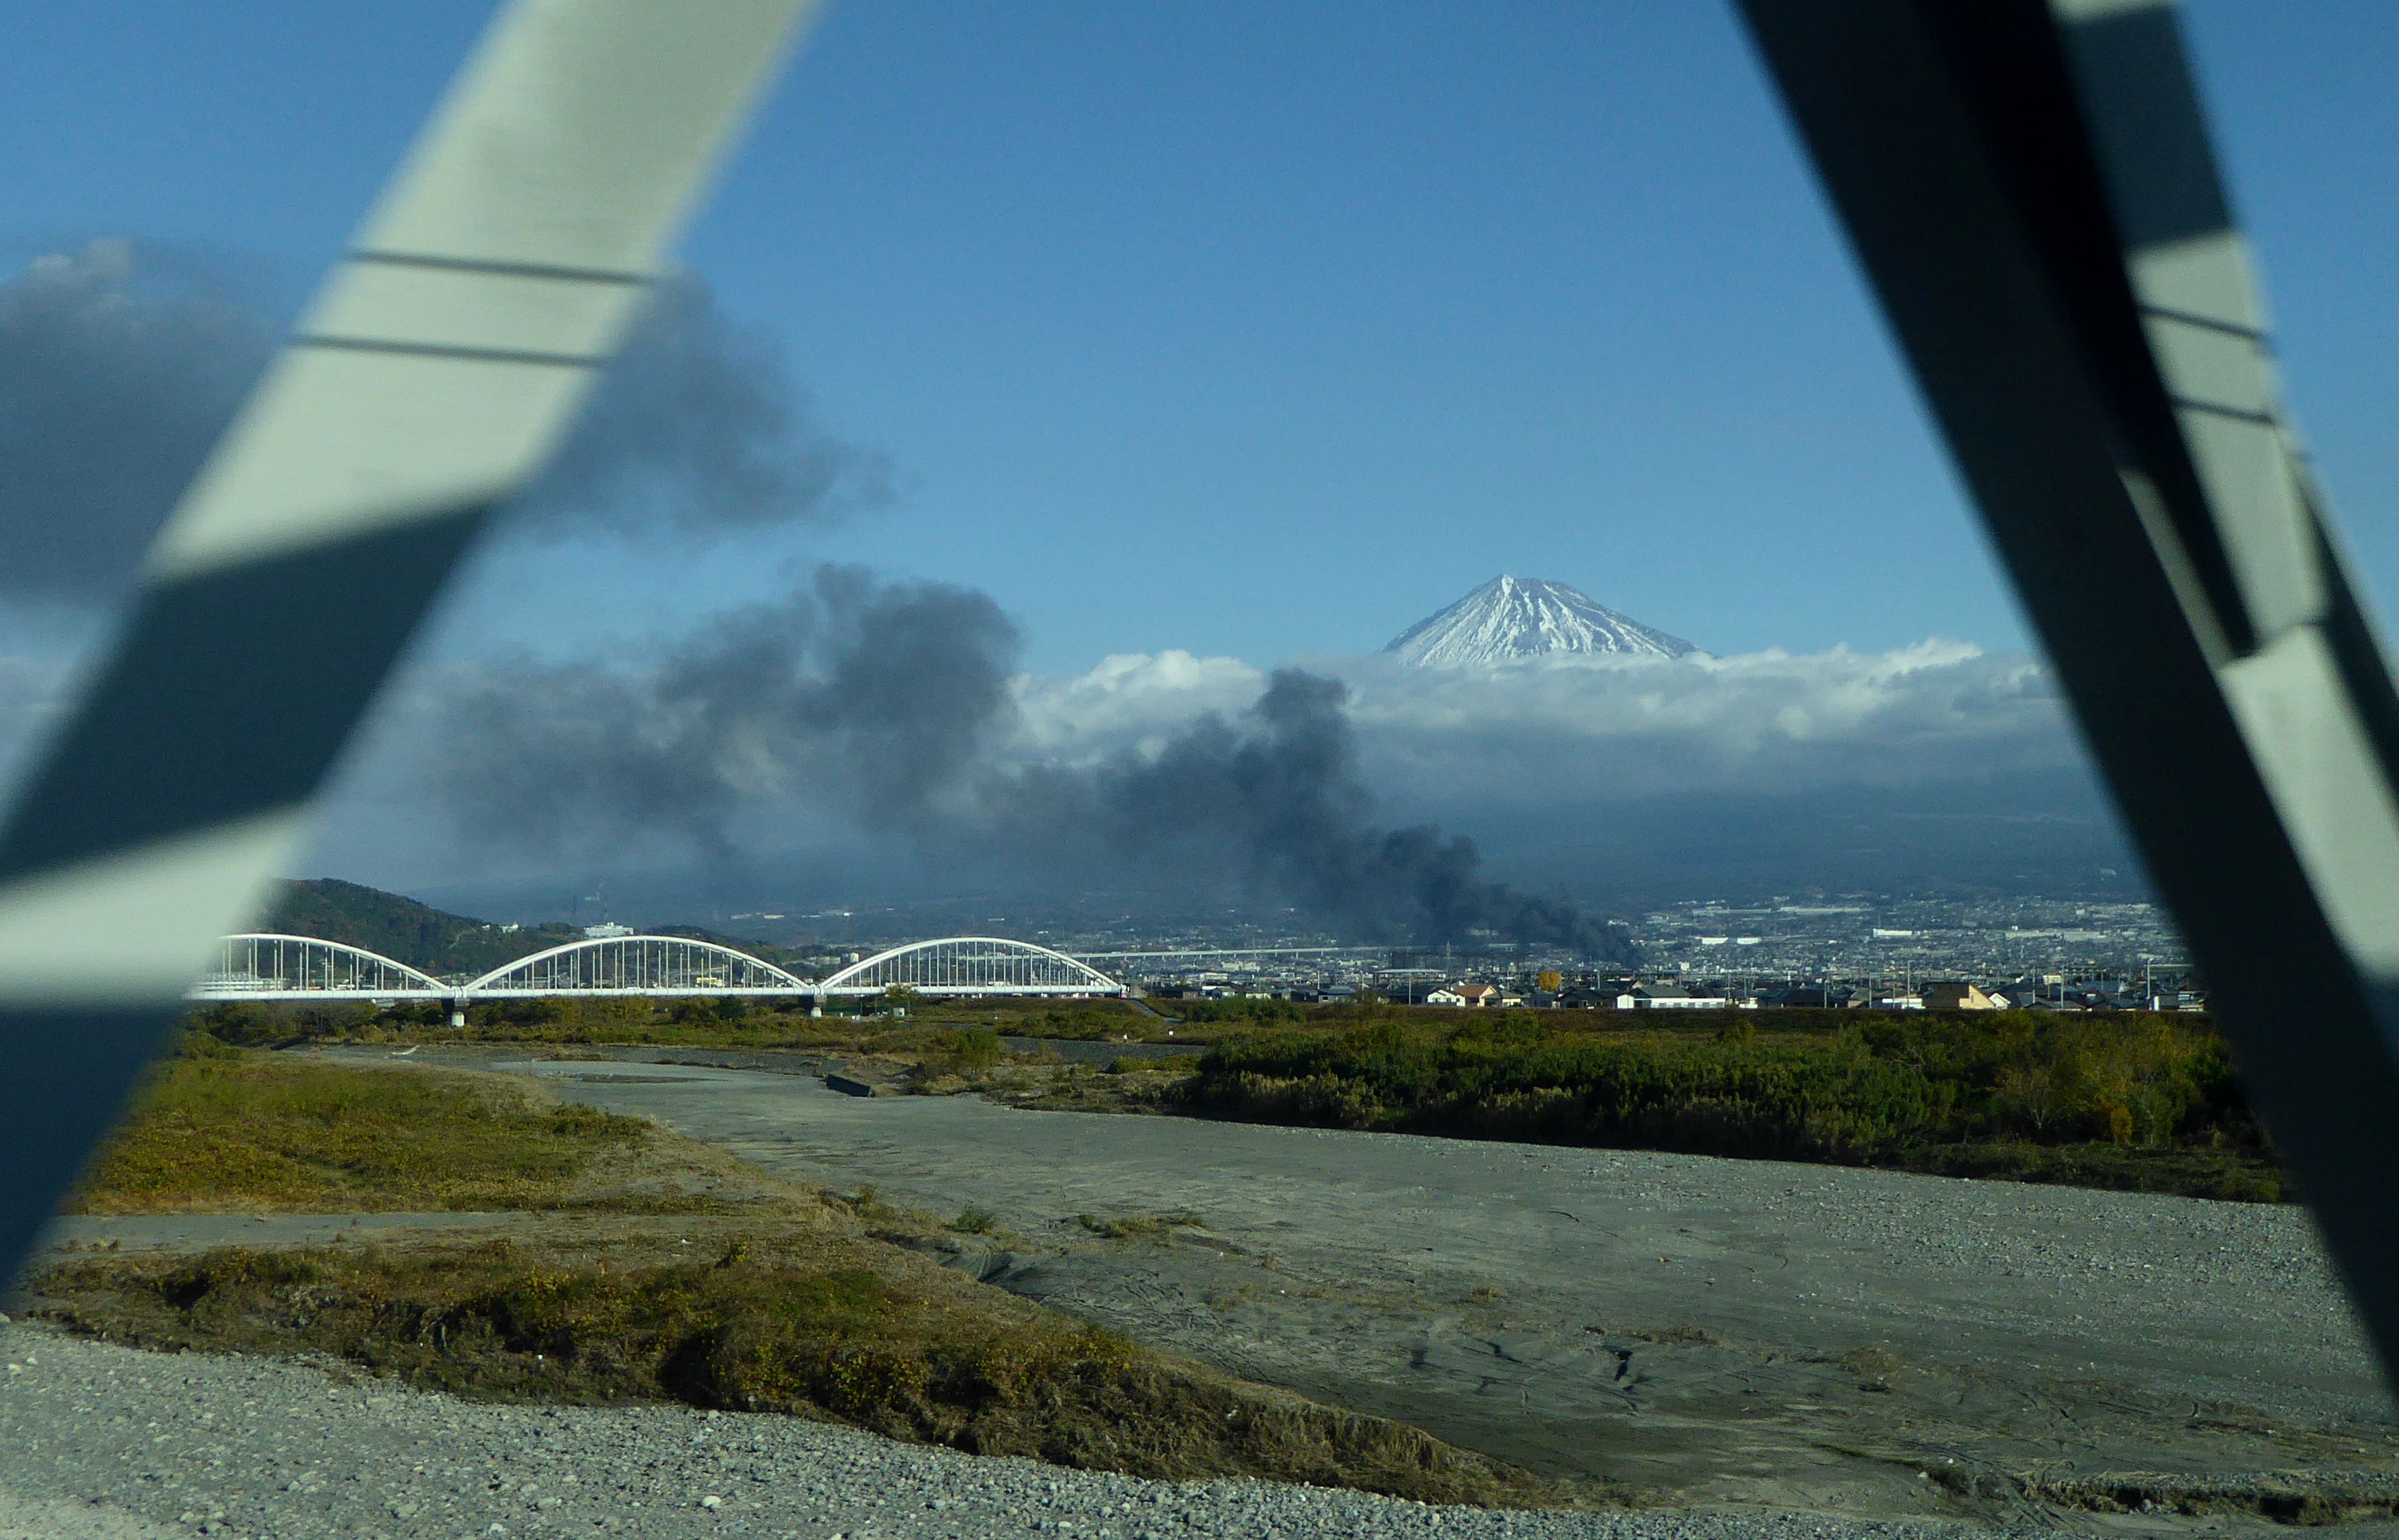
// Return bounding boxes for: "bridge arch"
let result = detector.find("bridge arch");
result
[816,936,1121,998]
[463,935,811,996]
[197,934,448,999]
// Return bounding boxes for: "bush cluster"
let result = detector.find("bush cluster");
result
[920,1026,1006,1078]
[1184,1011,2277,1199]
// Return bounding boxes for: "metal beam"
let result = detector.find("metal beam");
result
[1739,0,2399,1375]
[0,0,820,1283]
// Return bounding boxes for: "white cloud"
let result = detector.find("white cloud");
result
[1002,640,2081,819]
[1340,641,2078,813]
[1006,649,1264,762]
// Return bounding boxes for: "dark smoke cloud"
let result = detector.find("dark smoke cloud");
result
[432,566,1019,856]
[987,671,1624,953]
[513,274,894,538]
[0,244,882,602]
[429,585,1625,954]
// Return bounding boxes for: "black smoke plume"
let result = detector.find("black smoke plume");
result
[985,670,1622,953]
[431,582,1624,955]
[0,246,881,602]
[432,566,1020,857]
[513,274,893,538]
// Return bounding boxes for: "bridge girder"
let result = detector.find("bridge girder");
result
[195,934,448,1000]
[815,936,1122,998]
[185,932,1126,1004]
[463,935,813,996]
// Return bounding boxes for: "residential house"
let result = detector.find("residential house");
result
[1923,982,2003,1011]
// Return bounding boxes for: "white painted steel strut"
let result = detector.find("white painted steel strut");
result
[0,0,821,1278]
[1740,0,2399,1375]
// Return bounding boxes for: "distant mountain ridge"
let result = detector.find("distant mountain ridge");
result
[1383,575,1696,668]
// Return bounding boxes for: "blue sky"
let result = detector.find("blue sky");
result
[0,1,2393,676]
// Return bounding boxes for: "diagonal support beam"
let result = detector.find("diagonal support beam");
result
[1738,0,2399,1374]
[0,0,821,1284]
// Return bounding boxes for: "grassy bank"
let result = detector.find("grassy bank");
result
[36,1045,1552,1505]
[1178,1011,2283,1202]
[31,1236,1546,1503]
[67,1038,718,1215]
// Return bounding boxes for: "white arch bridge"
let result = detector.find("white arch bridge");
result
[189,933,1122,1006]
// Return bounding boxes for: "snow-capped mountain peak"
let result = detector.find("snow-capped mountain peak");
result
[1382,575,1696,668]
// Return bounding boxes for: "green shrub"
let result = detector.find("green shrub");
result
[187,1000,375,1047]
[924,1027,1005,1077]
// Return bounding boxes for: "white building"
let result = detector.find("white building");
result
[1616,983,1731,1010]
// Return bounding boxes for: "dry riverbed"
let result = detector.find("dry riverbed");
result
[18,1043,2399,1535]
[236,1047,2394,1530]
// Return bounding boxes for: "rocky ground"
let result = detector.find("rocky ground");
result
[0,1318,1981,1540]
[461,1051,2399,1524]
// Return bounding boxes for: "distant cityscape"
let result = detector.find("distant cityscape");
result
[704,888,2197,1014]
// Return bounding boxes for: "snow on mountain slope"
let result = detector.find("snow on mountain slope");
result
[1382,575,1697,667]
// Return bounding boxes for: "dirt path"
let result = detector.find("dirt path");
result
[263,1049,2380,1524]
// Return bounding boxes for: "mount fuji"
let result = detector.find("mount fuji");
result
[1382,575,1697,668]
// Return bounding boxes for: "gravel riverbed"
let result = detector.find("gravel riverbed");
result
[464,1055,2392,1515]
[0,1320,1971,1540]
[23,1047,2396,1535]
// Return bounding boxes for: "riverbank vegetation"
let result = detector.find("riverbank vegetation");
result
[170,998,2285,1201]
[1177,1011,2281,1202]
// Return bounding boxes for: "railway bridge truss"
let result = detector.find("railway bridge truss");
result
[189,932,1122,1006]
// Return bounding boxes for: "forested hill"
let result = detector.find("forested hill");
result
[261,879,578,976]
[259,879,802,977]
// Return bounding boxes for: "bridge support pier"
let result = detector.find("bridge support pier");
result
[450,998,468,1030]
